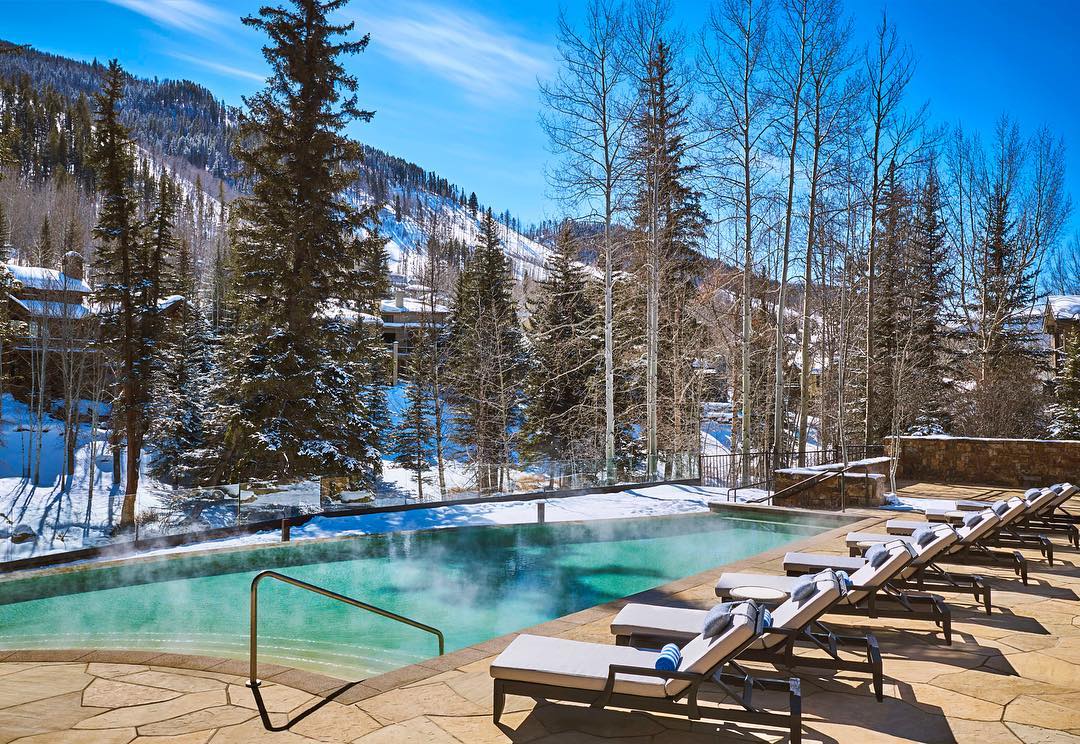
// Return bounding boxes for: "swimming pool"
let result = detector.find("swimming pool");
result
[0,512,829,679]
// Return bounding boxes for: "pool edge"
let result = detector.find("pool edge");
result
[0,510,885,698]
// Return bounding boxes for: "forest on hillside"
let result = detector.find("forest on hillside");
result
[0,0,1079,539]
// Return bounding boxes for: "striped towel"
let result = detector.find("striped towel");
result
[655,643,682,671]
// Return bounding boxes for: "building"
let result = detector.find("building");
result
[379,286,449,361]
[1044,295,1080,376]
[3,251,186,394]
[6,252,95,352]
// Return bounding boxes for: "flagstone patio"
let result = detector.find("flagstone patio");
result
[1,481,1078,743]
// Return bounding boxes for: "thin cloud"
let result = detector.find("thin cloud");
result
[353,1,553,104]
[107,0,231,39]
[168,51,265,84]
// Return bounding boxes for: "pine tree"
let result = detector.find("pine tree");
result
[1049,333,1080,439]
[868,160,913,439]
[468,191,478,216]
[223,0,388,481]
[628,38,706,469]
[90,60,144,528]
[521,224,602,465]
[908,162,952,434]
[147,234,212,485]
[36,215,54,267]
[390,376,435,498]
[447,209,527,492]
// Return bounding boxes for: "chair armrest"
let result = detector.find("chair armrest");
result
[604,663,703,683]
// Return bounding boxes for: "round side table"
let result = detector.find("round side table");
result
[728,585,788,608]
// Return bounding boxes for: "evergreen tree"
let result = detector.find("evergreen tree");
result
[390,376,435,498]
[520,224,602,465]
[223,0,388,481]
[90,59,144,528]
[869,160,913,439]
[467,191,478,216]
[447,209,527,492]
[148,238,211,484]
[1049,333,1080,439]
[908,162,953,434]
[36,215,54,267]
[628,38,706,467]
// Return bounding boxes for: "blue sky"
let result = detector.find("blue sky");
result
[1,0,1077,235]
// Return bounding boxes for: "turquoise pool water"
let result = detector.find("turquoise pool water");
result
[0,512,828,678]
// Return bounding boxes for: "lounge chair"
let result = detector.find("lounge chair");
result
[490,600,803,742]
[844,512,1000,610]
[781,523,963,628]
[610,569,886,700]
[910,494,1057,567]
[929,484,1078,549]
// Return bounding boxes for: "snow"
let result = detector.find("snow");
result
[9,297,93,319]
[1047,295,1080,321]
[379,296,449,314]
[4,263,91,293]
[105,483,733,561]
[363,190,553,282]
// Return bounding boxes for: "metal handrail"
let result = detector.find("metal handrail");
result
[247,570,444,687]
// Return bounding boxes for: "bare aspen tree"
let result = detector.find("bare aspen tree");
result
[540,0,632,483]
[700,0,772,483]
[768,0,813,462]
[861,12,924,445]
[794,1,857,464]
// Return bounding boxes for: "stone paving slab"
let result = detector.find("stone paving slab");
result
[1,482,1079,742]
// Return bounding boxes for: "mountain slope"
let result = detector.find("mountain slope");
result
[0,41,552,280]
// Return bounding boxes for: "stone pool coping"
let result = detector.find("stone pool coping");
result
[0,509,880,698]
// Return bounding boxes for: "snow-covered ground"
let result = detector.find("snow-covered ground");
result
[109,483,740,562]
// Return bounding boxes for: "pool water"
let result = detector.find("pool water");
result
[0,512,827,678]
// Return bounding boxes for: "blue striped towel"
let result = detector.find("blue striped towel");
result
[655,643,682,671]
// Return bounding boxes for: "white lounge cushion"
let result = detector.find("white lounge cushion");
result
[490,634,670,698]
[783,552,867,574]
[611,604,703,643]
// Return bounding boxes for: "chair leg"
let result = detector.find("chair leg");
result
[868,634,883,702]
[1012,551,1028,585]
[492,680,506,723]
[936,597,952,646]
[789,678,802,744]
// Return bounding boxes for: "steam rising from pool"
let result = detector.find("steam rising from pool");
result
[0,513,825,678]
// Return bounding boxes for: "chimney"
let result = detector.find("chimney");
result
[394,287,405,307]
[62,251,85,281]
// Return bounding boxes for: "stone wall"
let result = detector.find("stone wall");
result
[888,436,1080,487]
[772,467,887,510]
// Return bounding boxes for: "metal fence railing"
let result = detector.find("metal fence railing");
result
[2,452,704,568]
[700,446,887,497]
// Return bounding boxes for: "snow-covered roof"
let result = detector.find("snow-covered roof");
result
[380,296,449,314]
[9,296,93,319]
[318,301,381,325]
[4,263,91,293]
[1046,295,1080,322]
[158,294,185,312]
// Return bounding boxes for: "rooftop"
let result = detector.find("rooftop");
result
[1,481,1076,742]
[4,262,91,294]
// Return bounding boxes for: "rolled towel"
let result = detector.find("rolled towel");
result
[911,526,936,547]
[991,500,1009,516]
[962,511,984,529]
[865,544,889,568]
[1025,488,1042,499]
[761,608,774,629]
[655,642,682,671]
[1051,483,1065,494]
[702,602,735,639]
[835,570,853,591]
